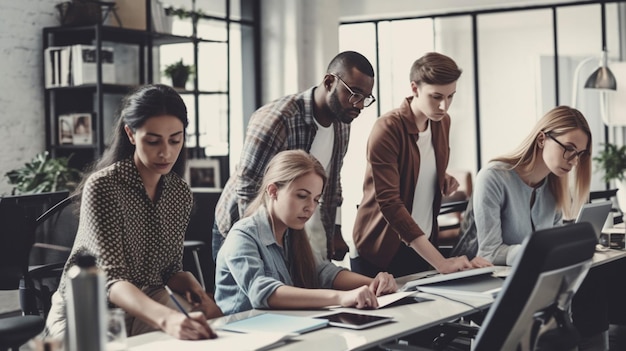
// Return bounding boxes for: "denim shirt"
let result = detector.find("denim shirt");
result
[214,207,346,315]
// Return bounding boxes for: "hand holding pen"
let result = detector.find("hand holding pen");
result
[165,285,217,339]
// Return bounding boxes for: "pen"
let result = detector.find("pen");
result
[165,285,190,318]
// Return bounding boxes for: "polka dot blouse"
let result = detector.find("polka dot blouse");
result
[56,157,193,298]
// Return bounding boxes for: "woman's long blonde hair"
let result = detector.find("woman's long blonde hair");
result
[245,150,328,288]
[492,106,592,219]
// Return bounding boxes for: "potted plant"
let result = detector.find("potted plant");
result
[4,151,81,195]
[593,143,626,210]
[163,59,194,89]
[164,6,205,21]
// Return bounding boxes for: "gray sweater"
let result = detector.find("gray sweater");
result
[468,162,562,265]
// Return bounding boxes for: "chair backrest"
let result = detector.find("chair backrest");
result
[473,222,596,350]
[27,194,79,317]
[0,192,77,316]
[0,201,36,291]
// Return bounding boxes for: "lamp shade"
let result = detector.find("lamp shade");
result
[584,66,617,90]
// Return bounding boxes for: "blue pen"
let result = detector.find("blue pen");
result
[165,285,190,318]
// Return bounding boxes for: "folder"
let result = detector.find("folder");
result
[220,313,329,335]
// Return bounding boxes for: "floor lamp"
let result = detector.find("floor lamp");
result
[571,48,618,198]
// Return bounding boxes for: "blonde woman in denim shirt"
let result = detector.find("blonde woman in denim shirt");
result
[215,150,397,315]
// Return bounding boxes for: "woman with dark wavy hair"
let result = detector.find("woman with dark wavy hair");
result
[46,84,222,340]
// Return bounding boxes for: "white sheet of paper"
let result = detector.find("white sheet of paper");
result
[128,331,293,351]
[376,291,418,308]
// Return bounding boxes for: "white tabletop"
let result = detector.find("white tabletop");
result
[126,250,626,350]
[592,247,626,267]
[127,291,493,351]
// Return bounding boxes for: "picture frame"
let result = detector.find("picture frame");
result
[58,113,93,145]
[58,114,74,144]
[185,158,221,190]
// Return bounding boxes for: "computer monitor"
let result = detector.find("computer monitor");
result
[472,222,597,350]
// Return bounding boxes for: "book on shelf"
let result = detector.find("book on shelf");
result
[45,45,115,88]
[71,45,115,86]
[44,46,71,88]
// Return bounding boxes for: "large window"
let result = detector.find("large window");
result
[339,0,623,190]
[159,0,258,177]
[338,1,624,241]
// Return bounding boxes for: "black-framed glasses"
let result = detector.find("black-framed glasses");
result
[546,133,588,161]
[330,73,376,107]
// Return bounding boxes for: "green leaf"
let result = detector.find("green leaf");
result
[593,143,626,183]
[3,152,82,195]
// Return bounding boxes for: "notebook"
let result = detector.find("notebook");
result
[413,273,504,298]
[219,313,329,335]
[399,266,500,292]
[574,200,612,239]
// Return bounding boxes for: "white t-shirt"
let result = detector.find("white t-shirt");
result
[411,122,436,238]
[306,119,334,263]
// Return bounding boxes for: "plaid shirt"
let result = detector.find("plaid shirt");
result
[215,87,349,258]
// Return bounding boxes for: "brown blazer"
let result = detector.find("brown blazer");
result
[353,97,451,269]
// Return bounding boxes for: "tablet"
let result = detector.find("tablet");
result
[315,312,393,330]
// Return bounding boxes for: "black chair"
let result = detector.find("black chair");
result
[432,222,597,350]
[472,222,596,350]
[183,240,208,291]
[0,201,45,351]
[437,200,469,257]
[22,194,78,317]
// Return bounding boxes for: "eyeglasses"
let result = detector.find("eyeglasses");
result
[546,133,588,161]
[330,73,376,107]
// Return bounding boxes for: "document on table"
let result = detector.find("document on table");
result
[376,291,423,308]
[129,331,294,351]
[219,313,328,334]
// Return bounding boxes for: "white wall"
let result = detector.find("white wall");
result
[230,0,340,173]
[0,1,57,195]
[259,0,340,102]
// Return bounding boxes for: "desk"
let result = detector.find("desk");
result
[127,292,493,351]
[126,250,626,350]
[592,247,626,267]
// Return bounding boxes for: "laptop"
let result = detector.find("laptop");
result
[574,200,612,239]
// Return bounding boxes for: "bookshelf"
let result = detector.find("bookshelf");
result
[42,0,233,183]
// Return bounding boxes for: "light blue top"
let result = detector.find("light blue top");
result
[214,207,346,315]
[472,162,563,265]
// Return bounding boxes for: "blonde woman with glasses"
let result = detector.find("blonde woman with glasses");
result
[454,105,592,265]
[453,106,609,350]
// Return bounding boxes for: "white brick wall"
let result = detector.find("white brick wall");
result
[0,1,57,195]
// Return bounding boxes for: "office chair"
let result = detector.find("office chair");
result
[0,201,45,351]
[22,194,78,317]
[183,240,207,291]
[438,200,469,257]
[444,222,596,350]
[386,222,597,351]
[471,222,596,350]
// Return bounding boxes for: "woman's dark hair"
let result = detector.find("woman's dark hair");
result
[73,84,188,200]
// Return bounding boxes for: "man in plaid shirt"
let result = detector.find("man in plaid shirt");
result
[212,51,376,263]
